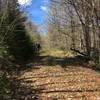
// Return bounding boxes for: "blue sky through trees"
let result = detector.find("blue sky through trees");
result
[18,0,50,28]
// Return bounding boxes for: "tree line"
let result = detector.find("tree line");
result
[48,0,100,64]
[0,0,41,67]
[0,0,41,99]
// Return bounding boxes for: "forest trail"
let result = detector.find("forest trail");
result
[14,53,100,100]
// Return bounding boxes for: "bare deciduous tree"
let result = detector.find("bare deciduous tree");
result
[48,0,100,64]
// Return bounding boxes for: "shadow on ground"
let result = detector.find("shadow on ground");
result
[12,55,100,100]
[36,55,88,66]
[30,55,99,71]
[11,78,44,100]
[16,55,100,77]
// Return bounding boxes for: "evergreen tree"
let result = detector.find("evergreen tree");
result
[2,0,34,64]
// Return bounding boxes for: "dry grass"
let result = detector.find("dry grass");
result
[41,49,74,58]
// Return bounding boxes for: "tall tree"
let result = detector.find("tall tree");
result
[49,0,100,64]
[0,0,34,65]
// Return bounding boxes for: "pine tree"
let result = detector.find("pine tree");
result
[3,0,34,64]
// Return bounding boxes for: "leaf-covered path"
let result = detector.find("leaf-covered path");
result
[15,56,100,100]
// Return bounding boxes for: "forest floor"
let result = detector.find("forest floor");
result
[13,50,100,100]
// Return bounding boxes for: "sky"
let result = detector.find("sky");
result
[18,0,50,35]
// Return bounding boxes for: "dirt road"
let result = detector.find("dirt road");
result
[14,56,100,100]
